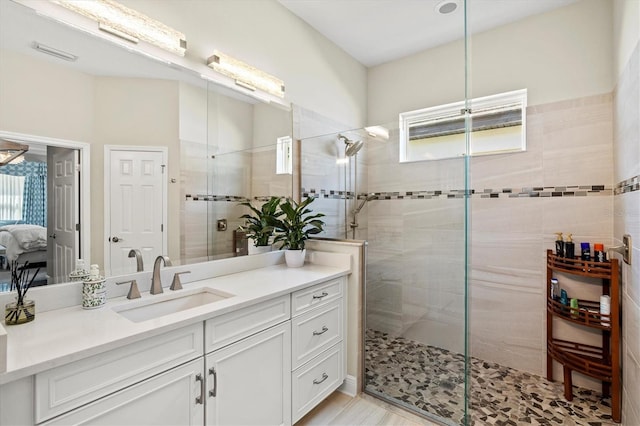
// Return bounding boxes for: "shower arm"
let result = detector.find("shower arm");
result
[352,194,376,215]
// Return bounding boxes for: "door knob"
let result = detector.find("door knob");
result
[111,236,122,243]
[48,233,56,239]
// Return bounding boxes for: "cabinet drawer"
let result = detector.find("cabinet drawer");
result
[205,295,290,353]
[291,299,342,369]
[42,358,205,426]
[35,323,203,423]
[291,278,343,317]
[292,343,344,423]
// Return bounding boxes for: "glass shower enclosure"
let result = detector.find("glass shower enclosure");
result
[299,114,470,425]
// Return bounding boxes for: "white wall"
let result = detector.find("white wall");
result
[0,50,94,142]
[368,0,613,125]
[613,0,640,79]
[119,0,368,129]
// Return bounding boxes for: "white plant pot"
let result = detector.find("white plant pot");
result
[248,245,271,255]
[284,249,306,268]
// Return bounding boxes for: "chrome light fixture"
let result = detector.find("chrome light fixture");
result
[207,50,285,98]
[51,0,187,56]
[0,140,29,166]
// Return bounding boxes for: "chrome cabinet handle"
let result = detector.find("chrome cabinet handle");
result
[195,374,204,404]
[313,373,329,385]
[208,367,217,397]
[313,326,329,336]
[312,291,329,300]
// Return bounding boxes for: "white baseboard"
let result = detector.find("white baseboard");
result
[338,375,357,397]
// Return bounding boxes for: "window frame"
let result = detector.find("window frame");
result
[399,89,527,162]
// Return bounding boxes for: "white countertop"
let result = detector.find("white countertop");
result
[0,259,350,385]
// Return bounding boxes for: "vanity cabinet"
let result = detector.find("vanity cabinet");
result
[291,278,346,423]
[42,358,205,425]
[1,275,347,426]
[35,324,205,423]
[205,321,291,426]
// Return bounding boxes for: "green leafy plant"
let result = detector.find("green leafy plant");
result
[272,197,325,251]
[238,197,282,247]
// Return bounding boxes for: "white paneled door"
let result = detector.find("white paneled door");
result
[47,147,80,283]
[106,148,166,276]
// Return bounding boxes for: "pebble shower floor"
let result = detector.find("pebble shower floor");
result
[365,329,616,425]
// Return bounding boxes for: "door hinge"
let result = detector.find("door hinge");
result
[161,164,166,174]
[161,224,164,232]
[76,223,80,231]
[75,164,81,172]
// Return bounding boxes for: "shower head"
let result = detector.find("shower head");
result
[353,193,377,214]
[339,134,364,157]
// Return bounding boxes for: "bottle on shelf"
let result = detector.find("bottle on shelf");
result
[580,242,591,261]
[594,243,606,262]
[554,232,565,257]
[565,234,575,259]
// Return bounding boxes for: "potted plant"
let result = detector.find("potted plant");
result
[238,196,282,254]
[272,197,325,267]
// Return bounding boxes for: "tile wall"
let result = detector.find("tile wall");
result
[300,93,616,390]
[613,41,640,426]
[470,93,614,387]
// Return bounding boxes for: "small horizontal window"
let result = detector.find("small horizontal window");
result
[400,89,527,162]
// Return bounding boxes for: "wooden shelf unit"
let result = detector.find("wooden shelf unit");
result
[546,249,620,423]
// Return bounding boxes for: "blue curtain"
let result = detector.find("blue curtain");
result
[0,162,47,226]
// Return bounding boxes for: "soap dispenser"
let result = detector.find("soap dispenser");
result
[554,232,564,257]
[82,264,106,309]
[564,234,575,259]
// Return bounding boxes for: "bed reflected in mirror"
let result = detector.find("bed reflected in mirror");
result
[0,138,84,289]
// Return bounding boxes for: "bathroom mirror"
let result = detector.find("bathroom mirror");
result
[0,0,293,285]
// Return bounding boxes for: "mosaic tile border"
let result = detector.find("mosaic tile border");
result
[302,185,612,201]
[185,181,621,202]
[185,194,250,202]
[184,194,288,202]
[614,174,640,195]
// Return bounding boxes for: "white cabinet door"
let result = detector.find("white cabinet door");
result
[206,322,291,426]
[43,358,205,426]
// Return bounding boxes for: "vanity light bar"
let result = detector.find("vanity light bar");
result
[51,0,187,56]
[207,50,285,98]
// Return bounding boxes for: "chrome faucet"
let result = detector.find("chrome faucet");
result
[151,255,171,295]
[128,249,144,272]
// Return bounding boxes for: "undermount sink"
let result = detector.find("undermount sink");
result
[113,287,234,323]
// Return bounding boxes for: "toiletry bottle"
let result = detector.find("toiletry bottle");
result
[570,298,579,319]
[550,278,559,301]
[580,242,591,261]
[564,234,575,259]
[560,289,568,306]
[594,243,606,262]
[554,232,564,257]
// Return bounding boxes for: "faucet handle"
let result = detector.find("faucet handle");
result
[170,271,191,291]
[116,279,141,300]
